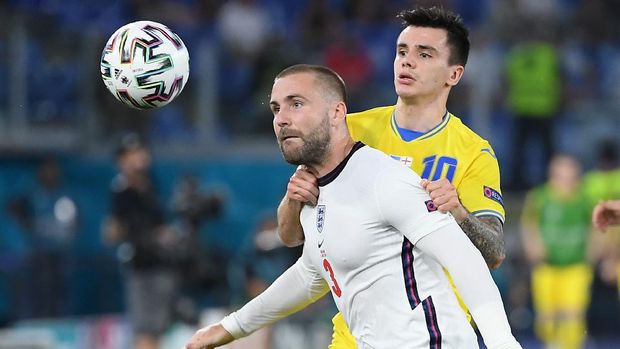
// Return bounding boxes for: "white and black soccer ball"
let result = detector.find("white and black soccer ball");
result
[100,21,190,109]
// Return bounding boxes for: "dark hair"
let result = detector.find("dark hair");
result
[397,7,470,66]
[275,64,347,103]
[115,132,145,158]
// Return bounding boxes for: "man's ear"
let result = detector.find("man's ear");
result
[333,101,347,124]
[447,65,465,87]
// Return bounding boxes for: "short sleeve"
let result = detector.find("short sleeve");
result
[457,145,505,223]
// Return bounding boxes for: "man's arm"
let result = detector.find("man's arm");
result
[458,215,505,269]
[277,166,319,247]
[186,252,329,348]
[593,200,620,232]
[277,195,306,247]
[221,258,329,338]
[417,225,521,349]
[185,324,233,349]
[421,178,505,269]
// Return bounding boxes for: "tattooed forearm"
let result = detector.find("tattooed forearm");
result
[458,214,505,269]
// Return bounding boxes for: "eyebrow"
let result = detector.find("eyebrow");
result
[397,43,438,53]
[269,94,307,106]
[416,44,438,52]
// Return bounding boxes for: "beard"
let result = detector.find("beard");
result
[277,114,331,166]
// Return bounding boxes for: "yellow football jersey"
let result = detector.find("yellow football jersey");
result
[347,105,505,222]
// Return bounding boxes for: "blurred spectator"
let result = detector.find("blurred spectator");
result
[0,197,31,325]
[584,140,620,329]
[583,140,620,205]
[216,0,271,62]
[23,157,79,318]
[505,22,562,189]
[323,25,374,110]
[298,0,336,54]
[240,214,301,299]
[520,154,598,349]
[215,0,278,135]
[461,27,503,139]
[102,133,180,349]
[128,0,198,29]
[226,214,303,349]
[169,174,226,319]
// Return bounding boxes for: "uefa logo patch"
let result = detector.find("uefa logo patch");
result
[425,200,438,212]
[483,186,504,206]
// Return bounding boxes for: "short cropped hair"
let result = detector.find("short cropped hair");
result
[397,7,470,66]
[275,64,347,103]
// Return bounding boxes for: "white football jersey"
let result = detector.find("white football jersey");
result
[299,142,478,349]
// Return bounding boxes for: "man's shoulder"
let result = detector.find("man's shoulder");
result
[446,113,490,146]
[110,174,129,193]
[346,106,395,141]
[444,114,499,163]
[347,105,395,121]
[354,145,421,182]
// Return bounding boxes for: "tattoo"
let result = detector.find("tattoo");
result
[458,214,505,269]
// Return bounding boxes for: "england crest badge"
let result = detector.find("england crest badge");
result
[317,205,326,233]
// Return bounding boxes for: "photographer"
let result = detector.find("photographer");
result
[170,174,226,305]
[102,134,178,349]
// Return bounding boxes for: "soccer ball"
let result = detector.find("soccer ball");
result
[100,21,190,109]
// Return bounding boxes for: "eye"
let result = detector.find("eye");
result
[397,49,406,57]
[420,52,431,59]
[293,101,303,109]
[271,105,280,114]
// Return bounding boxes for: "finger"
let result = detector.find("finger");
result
[291,177,319,197]
[288,181,319,202]
[592,205,603,225]
[436,203,453,214]
[436,200,460,213]
[424,180,440,192]
[294,168,318,182]
[290,175,318,194]
[427,178,450,189]
[289,178,318,195]
[428,188,455,202]
[288,178,319,203]
[425,179,454,193]
[603,200,620,211]
[420,179,429,189]
[290,189,318,205]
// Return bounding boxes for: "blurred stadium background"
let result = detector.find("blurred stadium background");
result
[1,0,620,348]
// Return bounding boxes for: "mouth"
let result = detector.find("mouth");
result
[396,73,415,84]
[282,135,297,140]
[278,133,301,143]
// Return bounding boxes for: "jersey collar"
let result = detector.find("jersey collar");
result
[317,142,365,187]
[390,110,451,142]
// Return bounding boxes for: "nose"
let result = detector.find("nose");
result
[401,57,414,68]
[274,109,290,128]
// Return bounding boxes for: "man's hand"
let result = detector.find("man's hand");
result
[421,178,468,223]
[287,165,319,206]
[277,166,319,247]
[593,200,620,232]
[185,323,234,349]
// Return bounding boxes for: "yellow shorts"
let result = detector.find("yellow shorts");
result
[329,312,357,349]
[531,263,593,314]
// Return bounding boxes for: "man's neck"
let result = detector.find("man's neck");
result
[394,95,448,132]
[124,171,150,191]
[308,136,357,179]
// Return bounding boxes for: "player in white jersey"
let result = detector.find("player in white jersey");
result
[185,65,521,349]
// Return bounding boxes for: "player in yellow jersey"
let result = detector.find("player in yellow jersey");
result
[521,155,595,349]
[277,7,506,349]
